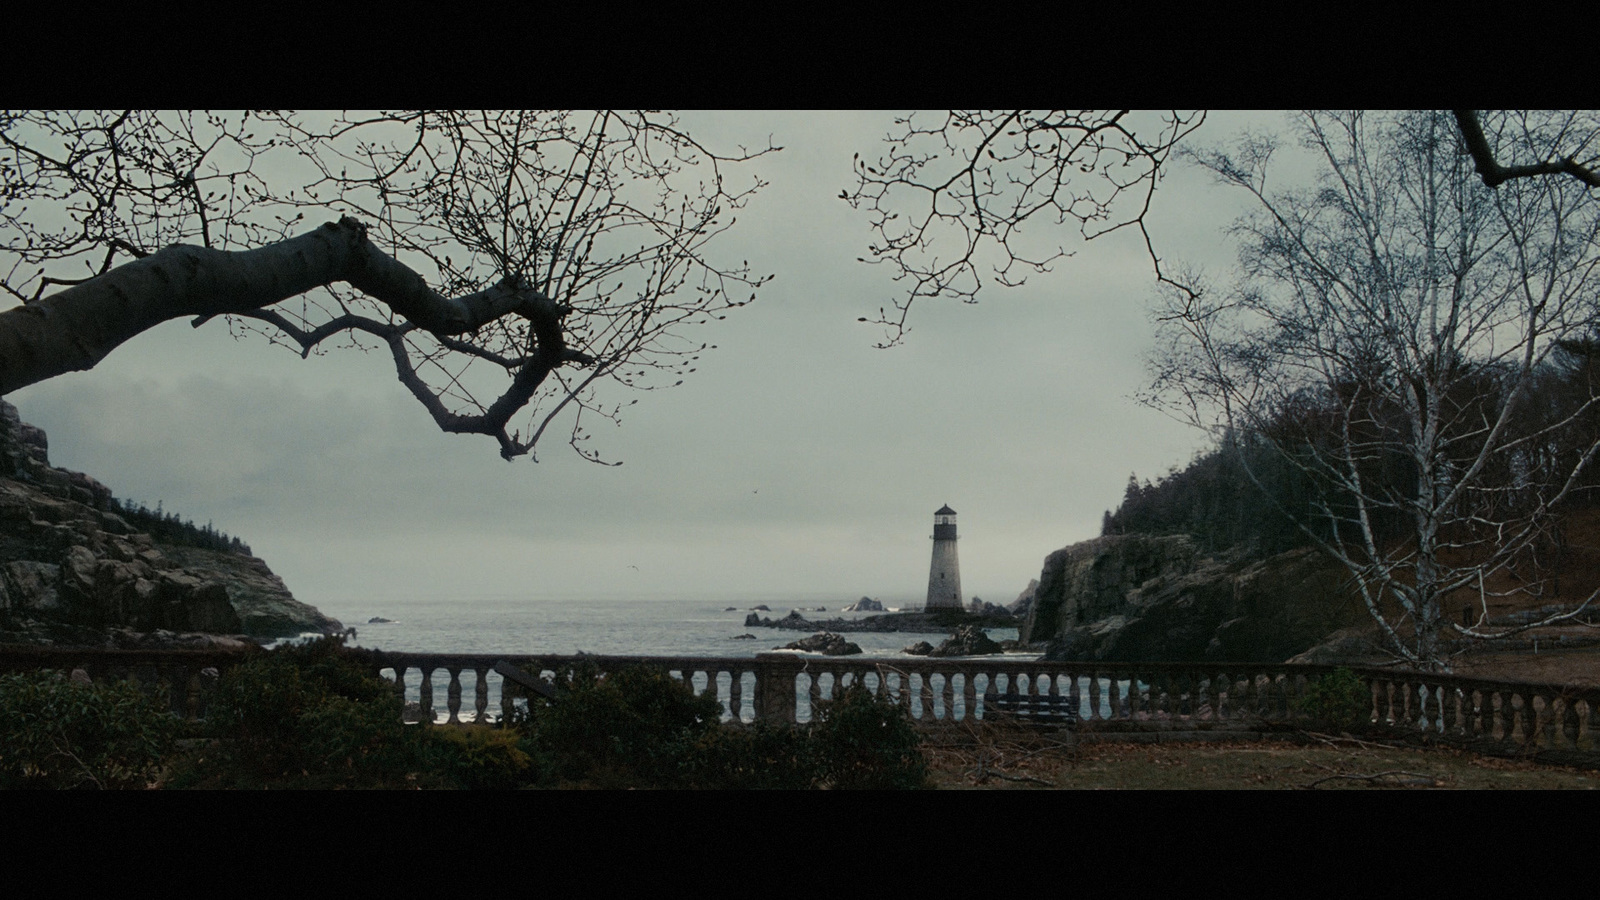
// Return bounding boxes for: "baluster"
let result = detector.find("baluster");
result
[445,667,463,724]
[1535,693,1555,749]
[1417,682,1436,733]
[1441,685,1459,735]
[1491,685,1516,743]
[961,670,977,722]
[419,668,435,726]
[1582,698,1597,751]
[473,667,489,725]
[1468,688,1486,738]
[809,672,824,720]
[1128,671,1143,719]
[1083,672,1100,722]
[1560,696,1580,750]
[725,670,740,723]
[500,669,516,725]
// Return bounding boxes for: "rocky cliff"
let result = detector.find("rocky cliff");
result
[0,400,341,645]
[1021,533,1367,663]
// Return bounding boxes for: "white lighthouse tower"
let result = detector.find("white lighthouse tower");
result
[925,504,963,610]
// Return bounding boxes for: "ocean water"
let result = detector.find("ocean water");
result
[321,594,1019,658]
[295,593,1025,723]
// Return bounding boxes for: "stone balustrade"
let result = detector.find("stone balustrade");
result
[0,646,256,721]
[5,646,1597,758]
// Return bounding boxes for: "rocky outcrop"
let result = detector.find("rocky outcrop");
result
[776,632,862,655]
[928,624,1005,657]
[156,545,339,638]
[844,596,884,612]
[1009,578,1040,618]
[0,400,341,645]
[1022,533,1365,663]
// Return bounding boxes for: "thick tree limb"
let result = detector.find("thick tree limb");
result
[1453,110,1600,189]
[0,217,567,396]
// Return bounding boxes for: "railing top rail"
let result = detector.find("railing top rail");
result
[6,645,1597,700]
[0,645,263,666]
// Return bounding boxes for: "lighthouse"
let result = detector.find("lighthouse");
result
[925,504,963,610]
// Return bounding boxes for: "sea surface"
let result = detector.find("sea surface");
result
[292,593,1025,722]
[316,593,1019,658]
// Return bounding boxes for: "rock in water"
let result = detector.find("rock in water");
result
[844,596,884,612]
[777,631,863,655]
[902,640,933,656]
[928,624,1004,657]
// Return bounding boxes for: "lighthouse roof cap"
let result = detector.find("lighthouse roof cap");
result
[934,504,957,516]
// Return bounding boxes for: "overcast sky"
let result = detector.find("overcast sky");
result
[7,111,1296,619]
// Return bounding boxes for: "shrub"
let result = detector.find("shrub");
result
[515,663,723,788]
[0,670,177,789]
[810,682,930,790]
[426,726,534,790]
[171,636,442,789]
[1299,667,1373,731]
[680,721,819,790]
[513,666,932,789]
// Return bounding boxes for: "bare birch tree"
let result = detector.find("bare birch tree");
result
[1145,110,1600,670]
[0,110,773,461]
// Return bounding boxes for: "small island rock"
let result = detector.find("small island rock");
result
[777,631,862,655]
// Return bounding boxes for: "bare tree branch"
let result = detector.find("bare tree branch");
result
[1454,109,1600,189]
[0,110,773,462]
[843,110,1206,347]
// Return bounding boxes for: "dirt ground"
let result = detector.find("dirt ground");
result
[921,643,1600,790]
[922,727,1600,790]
